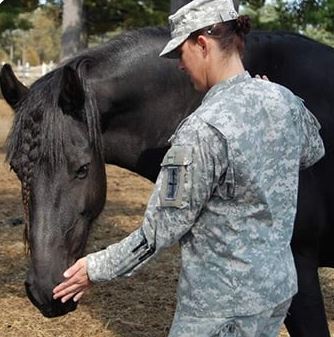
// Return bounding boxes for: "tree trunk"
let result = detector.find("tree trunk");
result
[61,0,85,60]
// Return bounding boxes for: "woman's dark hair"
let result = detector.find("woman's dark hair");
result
[189,15,251,57]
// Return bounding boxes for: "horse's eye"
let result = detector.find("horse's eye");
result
[76,164,89,179]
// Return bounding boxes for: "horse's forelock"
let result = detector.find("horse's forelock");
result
[7,71,63,167]
[7,63,102,169]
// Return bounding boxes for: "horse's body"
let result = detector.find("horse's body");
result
[1,27,334,337]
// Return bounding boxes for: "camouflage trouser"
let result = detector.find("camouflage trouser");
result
[168,298,292,337]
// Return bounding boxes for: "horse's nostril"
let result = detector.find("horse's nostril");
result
[25,281,43,310]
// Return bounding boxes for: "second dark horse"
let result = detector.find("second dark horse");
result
[1,27,333,337]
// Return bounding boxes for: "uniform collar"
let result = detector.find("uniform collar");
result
[202,71,251,104]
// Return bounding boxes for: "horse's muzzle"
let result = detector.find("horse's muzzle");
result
[25,281,77,317]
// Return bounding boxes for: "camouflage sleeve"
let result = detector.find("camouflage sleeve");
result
[86,121,228,282]
[298,100,325,170]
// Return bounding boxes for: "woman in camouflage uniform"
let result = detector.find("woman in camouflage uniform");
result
[53,0,325,336]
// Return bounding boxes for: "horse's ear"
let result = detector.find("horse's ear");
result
[0,64,29,109]
[58,65,85,120]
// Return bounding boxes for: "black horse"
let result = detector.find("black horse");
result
[1,27,333,337]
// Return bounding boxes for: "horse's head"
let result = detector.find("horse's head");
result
[0,64,106,317]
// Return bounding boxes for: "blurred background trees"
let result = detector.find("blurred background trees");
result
[0,0,61,64]
[241,0,334,47]
[0,0,333,64]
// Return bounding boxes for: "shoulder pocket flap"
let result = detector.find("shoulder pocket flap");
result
[161,146,192,166]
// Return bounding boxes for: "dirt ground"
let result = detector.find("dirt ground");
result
[0,99,333,337]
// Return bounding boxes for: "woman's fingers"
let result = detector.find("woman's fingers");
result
[73,290,85,302]
[255,74,269,81]
[53,257,90,303]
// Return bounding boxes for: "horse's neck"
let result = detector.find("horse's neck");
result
[98,76,199,182]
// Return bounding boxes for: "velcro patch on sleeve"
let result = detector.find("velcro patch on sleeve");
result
[159,146,192,208]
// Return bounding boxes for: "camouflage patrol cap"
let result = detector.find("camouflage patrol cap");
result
[160,0,239,58]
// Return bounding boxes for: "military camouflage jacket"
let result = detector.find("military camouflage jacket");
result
[87,72,325,317]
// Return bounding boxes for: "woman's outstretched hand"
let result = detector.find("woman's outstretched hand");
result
[53,257,92,303]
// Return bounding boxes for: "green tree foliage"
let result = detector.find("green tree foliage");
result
[0,0,38,62]
[240,0,334,47]
[0,0,38,32]
[0,3,61,64]
[278,0,334,32]
[84,0,169,37]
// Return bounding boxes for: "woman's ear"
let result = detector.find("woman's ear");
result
[196,35,209,57]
